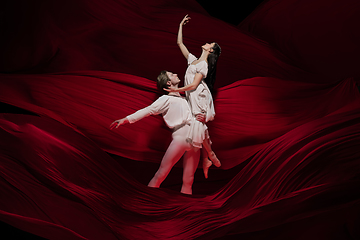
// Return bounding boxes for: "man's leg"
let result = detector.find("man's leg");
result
[181,148,200,195]
[148,138,187,188]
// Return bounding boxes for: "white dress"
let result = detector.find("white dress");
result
[184,53,216,148]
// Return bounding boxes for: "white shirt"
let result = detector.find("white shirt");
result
[126,95,193,129]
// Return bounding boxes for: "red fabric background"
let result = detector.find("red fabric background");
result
[1,0,360,239]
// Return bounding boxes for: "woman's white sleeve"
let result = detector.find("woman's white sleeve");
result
[187,53,197,65]
[197,61,208,78]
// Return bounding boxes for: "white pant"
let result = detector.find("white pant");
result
[148,124,200,194]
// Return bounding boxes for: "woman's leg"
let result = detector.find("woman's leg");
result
[181,148,200,195]
[202,147,213,179]
[148,138,188,188]
[202,137,221,167]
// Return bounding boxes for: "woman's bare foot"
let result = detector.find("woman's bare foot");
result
[203,158,212,179]
[209,151,221,167]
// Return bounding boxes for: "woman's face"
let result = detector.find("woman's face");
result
[166,71,180,86]
[202,42,215,52]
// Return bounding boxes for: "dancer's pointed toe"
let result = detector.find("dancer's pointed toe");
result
[209,152,221,167]
[203,159,212,179]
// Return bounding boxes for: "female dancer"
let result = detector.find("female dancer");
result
[166,15,222,178]
[110,70,204,195]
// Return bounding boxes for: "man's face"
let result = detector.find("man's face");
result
[166,71,180,87]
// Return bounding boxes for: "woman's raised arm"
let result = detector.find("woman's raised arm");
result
[177,15,190,60]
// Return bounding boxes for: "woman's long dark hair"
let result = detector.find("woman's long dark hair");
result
[204,42,221,94]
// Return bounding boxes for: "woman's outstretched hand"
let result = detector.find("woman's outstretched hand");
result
[180,14,191,26]
[110,118,129,129]
[163,88,178,93]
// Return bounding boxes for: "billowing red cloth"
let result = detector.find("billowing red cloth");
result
[1,0,360,239]
[0,72,359,169]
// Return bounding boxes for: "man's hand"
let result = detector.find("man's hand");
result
[110,118,129,129]
[195,113,206,123]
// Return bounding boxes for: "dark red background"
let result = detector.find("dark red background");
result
[1,0,360,239]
